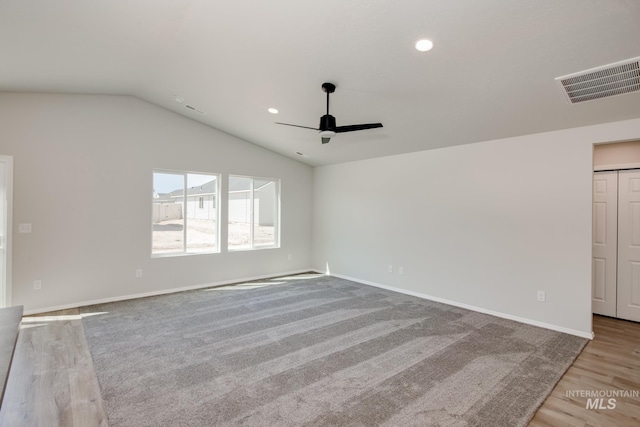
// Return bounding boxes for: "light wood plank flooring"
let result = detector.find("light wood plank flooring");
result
[0,306,23,406]
[0,309,108,427]
[529,315,640,427]
[0,312,638,426]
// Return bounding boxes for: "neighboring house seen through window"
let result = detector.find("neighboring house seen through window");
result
[152,171,219,255]
[228,175,280,250]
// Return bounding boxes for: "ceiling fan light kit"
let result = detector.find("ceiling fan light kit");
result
[319,130,336,144]
[275,82,383,144]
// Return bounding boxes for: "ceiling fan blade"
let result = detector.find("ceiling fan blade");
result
[334,123,383,133]
[275,122,319,131]
[321,137,331,144]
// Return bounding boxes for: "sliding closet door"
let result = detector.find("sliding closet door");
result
[617,170,640,322]
[592,171,618,317]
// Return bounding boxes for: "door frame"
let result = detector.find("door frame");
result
[594,162,640,172]
[0,155,13,308]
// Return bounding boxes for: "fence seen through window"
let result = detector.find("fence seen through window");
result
[228,176,280,250]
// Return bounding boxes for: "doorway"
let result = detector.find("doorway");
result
[0,156,12,308]
[592,141,640,322]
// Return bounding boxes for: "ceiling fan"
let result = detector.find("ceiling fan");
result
[276,82,383,144]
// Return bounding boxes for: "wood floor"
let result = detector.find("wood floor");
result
[0,312,638,426]
[0,309,108,427]
[529,315,640,427]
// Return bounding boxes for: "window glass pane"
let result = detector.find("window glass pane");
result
[152,172,184,254]
[253,180,276,247]
[186,174,217,253]
[228,176,279,251]
[228,176,252,250]
[152,171,219,256]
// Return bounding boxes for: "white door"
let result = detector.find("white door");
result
[592,171,618,317]
[617,170,640,322]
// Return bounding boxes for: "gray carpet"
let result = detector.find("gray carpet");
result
[80,274,587,427]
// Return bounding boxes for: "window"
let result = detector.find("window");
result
[152,171,219,255]
[228,176,280,250]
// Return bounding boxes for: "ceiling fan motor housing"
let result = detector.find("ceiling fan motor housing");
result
[319,114,336,131]
[322,82,336,93]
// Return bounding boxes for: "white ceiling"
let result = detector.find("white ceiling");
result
[1,0,640,166]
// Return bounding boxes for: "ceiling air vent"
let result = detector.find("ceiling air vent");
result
[555,57,640,104]
[185,104,206,115]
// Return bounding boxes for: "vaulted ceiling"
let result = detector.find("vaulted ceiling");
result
[1,0,639,166]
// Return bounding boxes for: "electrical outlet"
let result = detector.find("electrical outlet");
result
[537,291,546,302]
[33,280,42,290]
[398,266,404,275]
[287,254,292,261]
[388,265,393,273]
[136,269,143,278]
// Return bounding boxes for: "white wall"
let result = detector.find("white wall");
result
[0,93,313,313]
[313,118,640,337]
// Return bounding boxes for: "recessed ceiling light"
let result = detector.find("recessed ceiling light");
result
[415,39,434,52]
[268,108,279,114]
[174,95,184,103]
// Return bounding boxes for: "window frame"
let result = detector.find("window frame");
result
[227,174,281,252]
[151,169,221,257]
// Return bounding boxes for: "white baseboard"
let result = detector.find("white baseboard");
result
[326,272,594,340]
[22,268,315,316]
[25,268,595,340]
